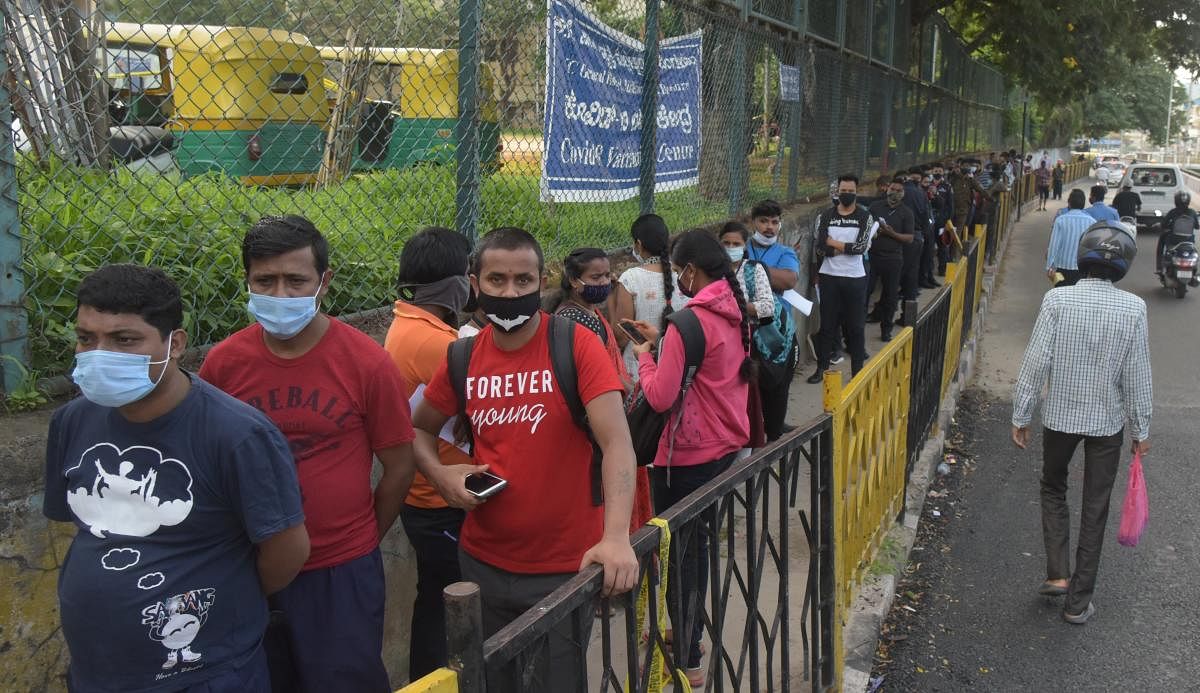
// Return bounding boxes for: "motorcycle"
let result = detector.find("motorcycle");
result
[1161,239,1199,298]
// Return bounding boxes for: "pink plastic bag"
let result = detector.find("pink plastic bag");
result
[1117,453,1148,547]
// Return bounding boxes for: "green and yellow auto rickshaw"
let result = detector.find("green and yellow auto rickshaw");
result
[105,22,330,185]
[316,45,501,172]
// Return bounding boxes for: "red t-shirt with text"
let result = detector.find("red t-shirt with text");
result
[199,319,414,570]
[423,314,623,574]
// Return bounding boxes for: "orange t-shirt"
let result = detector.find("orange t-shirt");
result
[383,301,472,509]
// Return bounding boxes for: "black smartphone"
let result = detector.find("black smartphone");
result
[464,471,507,499]
[619,320,647,345]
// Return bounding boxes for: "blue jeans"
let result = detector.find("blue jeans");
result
[650,452,736,668]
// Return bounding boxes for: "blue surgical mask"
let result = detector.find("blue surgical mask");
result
[726,246,745,263]
[247,282,323,339]
[71,332,174,408]
[578,282,612,305]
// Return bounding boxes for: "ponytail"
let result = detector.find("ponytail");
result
[721,267,757,383]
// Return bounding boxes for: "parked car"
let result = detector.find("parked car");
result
[1118,164,1192,231]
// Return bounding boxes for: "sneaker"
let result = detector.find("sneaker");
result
[880,331,892,342]
[830,353,845,365]
[806,370,823,384]
[1063,602,1095,625]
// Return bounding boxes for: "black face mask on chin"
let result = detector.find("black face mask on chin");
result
[476,290,542,333]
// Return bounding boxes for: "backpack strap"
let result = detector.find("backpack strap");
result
[547,315,604,506]
[741,261,758,302]
[447,336,478,454]
[661,309,707,469]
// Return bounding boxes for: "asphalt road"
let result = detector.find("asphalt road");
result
[872,186,1200,691]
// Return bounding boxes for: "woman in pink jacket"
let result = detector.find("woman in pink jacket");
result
[628,229,751,687]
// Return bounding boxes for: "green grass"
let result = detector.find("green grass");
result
[19,158,772,372]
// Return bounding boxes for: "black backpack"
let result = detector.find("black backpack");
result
[625,309,706,467]
[448,315,605,504]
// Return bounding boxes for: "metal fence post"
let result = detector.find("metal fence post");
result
[727,26,747,216]
[455,0,483,244]
[0,47,29,396]
[445,582,486,693]
[786,54,803,201]
[639,0,661,215]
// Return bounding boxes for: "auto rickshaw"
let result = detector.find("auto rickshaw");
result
[105,22,330,185]
[317,45,501,173]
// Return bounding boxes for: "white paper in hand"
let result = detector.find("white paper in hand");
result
[409,384,471,454]
[781,289,813,316]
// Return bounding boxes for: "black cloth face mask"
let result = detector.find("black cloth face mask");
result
[476,290,542,333]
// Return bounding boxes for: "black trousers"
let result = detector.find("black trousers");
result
[901,238,923,302]
[1041,427,1123,615]
[871,256,903,333]
[816,274,867,374]
[1052,180,1063,199]
[758,337,796,441]
[460,551,587,693]
[920,225,938,281]
[650,452,735,669]
[400,504,466,679]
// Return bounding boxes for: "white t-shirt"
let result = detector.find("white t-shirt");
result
[617,265,688,380]
[819,210,878,278]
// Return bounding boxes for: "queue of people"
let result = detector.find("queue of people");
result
[41,158,1018,692]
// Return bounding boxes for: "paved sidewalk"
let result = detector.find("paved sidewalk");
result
[872,177,1200,689]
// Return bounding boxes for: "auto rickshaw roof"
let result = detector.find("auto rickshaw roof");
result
[106,22,317,60]
[316,45,458,68]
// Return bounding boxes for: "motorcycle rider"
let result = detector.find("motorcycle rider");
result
[1156,191,1199,275]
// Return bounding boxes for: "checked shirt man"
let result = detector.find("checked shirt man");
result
[1012,220,1151,625]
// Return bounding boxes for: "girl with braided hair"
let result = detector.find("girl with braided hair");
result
[625,229,751,688]
[612,214,687,382]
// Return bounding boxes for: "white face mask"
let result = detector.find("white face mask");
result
[752,231,778,247]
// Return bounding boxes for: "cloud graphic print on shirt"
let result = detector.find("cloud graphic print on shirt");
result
[142,588,215,671]
[65,443,193,539]
[100,547,141,571]
[138,572,166,590]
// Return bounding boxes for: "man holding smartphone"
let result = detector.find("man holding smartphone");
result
[866,178,915,341]
[411,227,638,693]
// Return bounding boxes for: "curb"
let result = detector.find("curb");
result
[839,193,1036,689]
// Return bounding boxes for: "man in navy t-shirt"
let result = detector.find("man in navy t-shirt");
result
[43,264,309,693]
[746,199,800,441]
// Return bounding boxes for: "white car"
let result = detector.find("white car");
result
[1118,164,1191,231]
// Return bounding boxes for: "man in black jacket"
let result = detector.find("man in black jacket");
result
[808,173,879,383]
[900,167,931,305]
[867,178,915,342]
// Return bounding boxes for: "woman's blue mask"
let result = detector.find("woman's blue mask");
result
[578,282,612,305]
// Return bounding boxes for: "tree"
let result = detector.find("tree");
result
[935,0,1197,103]
[1079,57,1189,145]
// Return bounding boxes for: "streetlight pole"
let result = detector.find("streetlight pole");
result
[1165,80,1174,163]
[1017,90,1028,222]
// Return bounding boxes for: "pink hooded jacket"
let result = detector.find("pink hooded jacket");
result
[637,278,751,467]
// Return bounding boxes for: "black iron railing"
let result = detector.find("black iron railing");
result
[901,286,951,481]
[442,420,836,693]
[960,239,980,350]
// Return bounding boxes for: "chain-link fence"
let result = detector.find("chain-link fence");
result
[1,0,1009,381]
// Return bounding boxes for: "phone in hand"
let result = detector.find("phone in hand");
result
[618,320,647,345]
[464,471,507,499]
